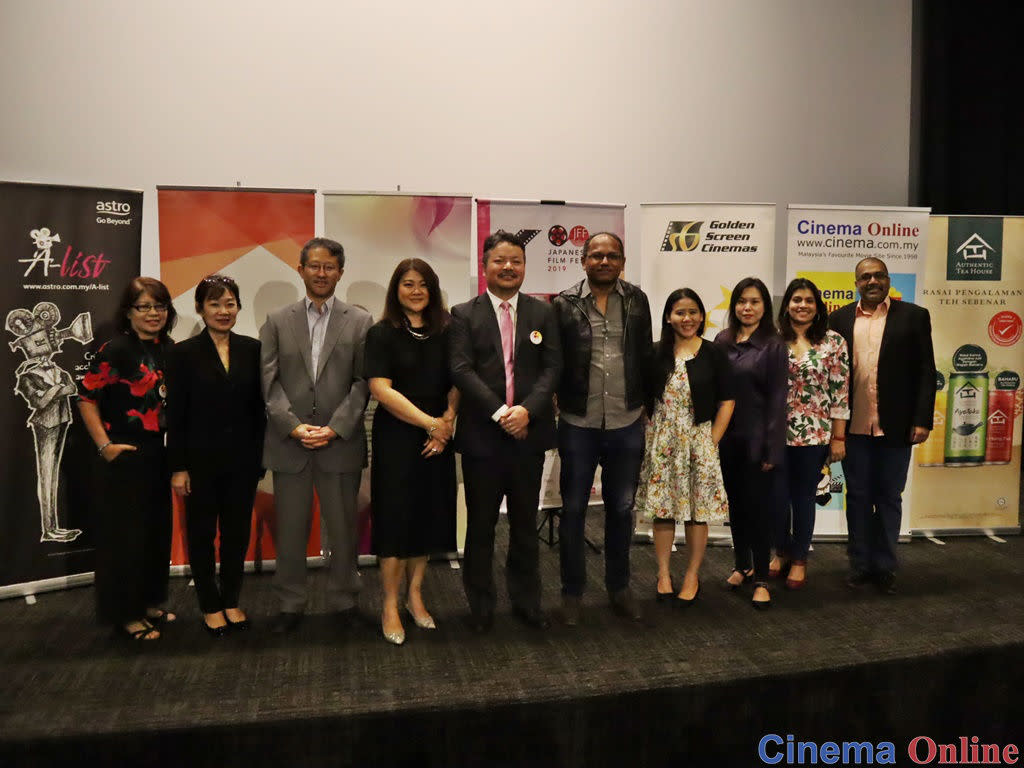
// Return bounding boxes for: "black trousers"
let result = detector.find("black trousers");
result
[720,439,774,583]
[185,469,258,614]
[93,435,172,625]
[461,449,544,619]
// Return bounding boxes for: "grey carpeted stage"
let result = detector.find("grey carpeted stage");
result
[1,524,1022,767]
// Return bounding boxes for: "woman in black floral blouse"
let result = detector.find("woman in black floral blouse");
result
[78,277,178,641]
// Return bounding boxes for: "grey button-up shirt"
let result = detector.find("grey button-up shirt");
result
[305,296,334,381]
[560,281,642,430]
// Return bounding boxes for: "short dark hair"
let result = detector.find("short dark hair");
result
[481,230,525,266]
[116,276,177,342]
[300,237,345,269]
[725,276,776,340]
[381,258,450,336]
[581,231,624,259]
[778,278,829,345]
[650,287,706,404]
[855,256,888,276]
[194,274,241,312]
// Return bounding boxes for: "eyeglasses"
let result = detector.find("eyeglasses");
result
[132,303,169,313]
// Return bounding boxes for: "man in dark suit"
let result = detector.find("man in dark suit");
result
[829,257,935,594]
[260,237,373,633]
[450,230,562,631]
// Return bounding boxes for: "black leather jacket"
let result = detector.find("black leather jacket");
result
[552,279,653,418]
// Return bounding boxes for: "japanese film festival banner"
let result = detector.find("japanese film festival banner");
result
[909,215,1024,533]
[158,186,316,566]
[786,204,930,538]
[477,199,626,510]
[0,182,142,596]
[324,192,473,552]
[640,202,776,539]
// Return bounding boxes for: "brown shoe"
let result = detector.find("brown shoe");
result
[785,560,807,590]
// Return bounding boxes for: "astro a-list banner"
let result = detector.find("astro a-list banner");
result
[0,181,142,595]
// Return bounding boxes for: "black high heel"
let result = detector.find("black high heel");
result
[675,579,701,607]
[656,578,676,603]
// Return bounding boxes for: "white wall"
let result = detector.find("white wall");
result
[0,0,912,289]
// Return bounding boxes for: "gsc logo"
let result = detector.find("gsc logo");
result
[661,221,702,252]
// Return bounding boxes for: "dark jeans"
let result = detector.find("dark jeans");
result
[557,419,645,596]
[185,469,258,614]
[720,439,774,582]
[842,434,911,573]
[775,445,829,561]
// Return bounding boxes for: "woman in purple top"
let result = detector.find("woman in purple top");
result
[714,277,788,609]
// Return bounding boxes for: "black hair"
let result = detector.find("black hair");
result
[778,278,828,345]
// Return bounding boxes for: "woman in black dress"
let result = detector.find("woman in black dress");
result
[77,277,178,641]
[365,259,458,646]
[166,274,266,637]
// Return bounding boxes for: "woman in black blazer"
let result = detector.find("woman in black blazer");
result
[166,274,266,637]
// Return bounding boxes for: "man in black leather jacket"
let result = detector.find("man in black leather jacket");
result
[551,232,652,625]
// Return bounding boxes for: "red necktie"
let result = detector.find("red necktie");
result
[499,301,514,406]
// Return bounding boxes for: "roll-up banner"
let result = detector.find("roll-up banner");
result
[323,192,473,553]
[475,199,626,299]
[157,186,316,567]
[640,202,776,541]
[785,204,930,538]
[0,181,142,597]
[909,215,1023,534]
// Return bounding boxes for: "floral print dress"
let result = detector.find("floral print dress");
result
[636,354,728,524]
[786,330,850,446]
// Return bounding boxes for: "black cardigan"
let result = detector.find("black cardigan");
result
[646,340,734,424]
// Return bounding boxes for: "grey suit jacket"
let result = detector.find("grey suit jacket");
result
[260,297,373,474]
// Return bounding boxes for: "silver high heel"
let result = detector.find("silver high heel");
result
[382,615,406,646]
[406,602,436,630]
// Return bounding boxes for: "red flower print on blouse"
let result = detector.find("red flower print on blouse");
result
[82,362,118,392]
[129,364,159,397]
[127,407,161,432]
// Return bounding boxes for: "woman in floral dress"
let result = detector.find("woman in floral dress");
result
[637,288,734,606]
[771,278,849,589]
[78,277,178,641]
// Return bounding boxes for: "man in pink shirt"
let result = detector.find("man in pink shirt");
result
[829,257,936,594]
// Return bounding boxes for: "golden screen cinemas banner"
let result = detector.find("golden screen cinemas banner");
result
[640,203,775,340]
[0,181,142,595]
[786,204,929,539]
[909,215,1024,533]
[476,199,625,298]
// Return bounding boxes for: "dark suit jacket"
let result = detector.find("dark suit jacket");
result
[449,292,562,457]
[829,299,936,443]
[165,329,266,477]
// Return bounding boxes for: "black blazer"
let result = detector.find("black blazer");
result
[449,292,562,457]
[829,299,936,442]
[166,329,266,477]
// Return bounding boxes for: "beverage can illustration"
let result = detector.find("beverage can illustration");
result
[917,372,946,466]
[944,371,988,465]
[984,371,1019,464]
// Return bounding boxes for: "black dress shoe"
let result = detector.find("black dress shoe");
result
[464,613,494,634]
[202,618,229,638]
[270,612,302,634]
[513,605,550,630]
[561,596,581,627]
[876,570,897,595]
[846,569,874,589]
[609,589,643,621]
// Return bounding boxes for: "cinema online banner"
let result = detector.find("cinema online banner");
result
[640,202,775,540]
[476,199,625,298]
[786,204,930,539]
[0,182,142,597]
[909,216,1024,533]
[158,186,316,566]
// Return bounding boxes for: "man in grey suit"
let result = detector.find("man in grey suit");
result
[260,237,373,633]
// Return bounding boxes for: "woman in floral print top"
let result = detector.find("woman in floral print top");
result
[771,278,849,589]
[77,277,178,641]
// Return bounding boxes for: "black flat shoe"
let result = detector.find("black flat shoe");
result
[676,580,701,607]
[725,569,753,591]
[224,614,250,631]
[751,581,772,610]
[202,619,229,638]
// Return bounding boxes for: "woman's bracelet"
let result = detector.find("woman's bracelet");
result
[97,441,112,455]
[427,419,438,435]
